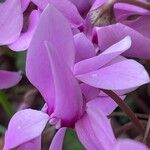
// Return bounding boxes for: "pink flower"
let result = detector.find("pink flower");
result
[4,5,149,150]
[3,4,149,150]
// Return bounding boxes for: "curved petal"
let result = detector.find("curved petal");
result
[0,0,23,45]
[74,33,95,63]
[95,23,150,59]
[45,42,83,127]
[87,96,125,115]
[9,10,40,51]
[114,2,148,21]
[70,0,94,15]
[76,59,150,90]
[114,139,149,150]
[0,71,21,89]
[3,109,49,150]
[26,4,75,112]
[80,83,99,101]
[50,0,84,27]
[17,137,41,150]
[31,0,48,9]
[91,0,106,10]
[75,102,116,150]
[49,128,67,150]
[21,0,30,12]
[124,15,150,39]
[74,36,131,75]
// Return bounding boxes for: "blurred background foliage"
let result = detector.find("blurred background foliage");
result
[0,46,149,149]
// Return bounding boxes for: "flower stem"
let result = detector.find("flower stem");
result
[143,115,150,143]
[101,89,145,134]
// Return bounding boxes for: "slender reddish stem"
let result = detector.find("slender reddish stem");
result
[101,89,145,134]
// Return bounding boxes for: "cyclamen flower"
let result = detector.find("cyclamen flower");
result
[3,3,150,150]
[0,70,21,89]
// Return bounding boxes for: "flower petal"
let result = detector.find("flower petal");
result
[26,4,75,112]
[49,128,67,150]
[0,0,23,45]
[80,83,99,101]
[3,109,49,150]
[9,10,40,51]
[114,139,149,150]
[76,59,150,90]
[87,96,125,115]
[95,23,150,59]
[124,15,150,39]
[45,42,83,126]
[16,137,41,150]
[31,0,48,9]
[21,0,30,12]
[74,36,131,75]
[50,0,84,27]
[114,2,148,21]
[75,102,116,150]
[70,0,94,15]
[74,33,95,63]
[0,71,21,89]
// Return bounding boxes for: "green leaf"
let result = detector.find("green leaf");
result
[0,124,6,135]
[63,128,85,150]
[0,91,14,117]
[16,51,26,73]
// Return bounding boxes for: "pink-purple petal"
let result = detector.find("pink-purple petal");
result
[76,59,150,90]
[95,23,150,59]
[3,109,49,150]
[49,128,66,150]
[21,0,30,12]
[114,139,149,150]
[70,0,94,15]
[0,71,21,89]
[45,42,83,126]
[50,0,84,27]
[74,33,95,63]
[26,4,75,113]
[75,102,116,150]
[0,0,23,45]
[123,15,150,39]
[17,137,41,150]
[9,10,40,51]
[31,0,48,9]
[114,2,148,21]
[80,83,99,101]
[87,96,125,115]
[74,36,131,75]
